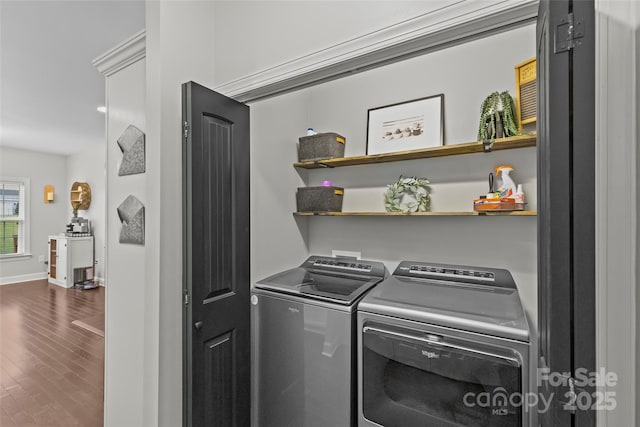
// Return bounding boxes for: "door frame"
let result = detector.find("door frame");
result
[594,1,639,425]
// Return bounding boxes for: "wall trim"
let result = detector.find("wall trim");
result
[214,0,538,102]
[0,272,47,285]
[93,29,146,77]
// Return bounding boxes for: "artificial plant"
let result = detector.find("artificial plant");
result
[477,91,519,140]
[384,176,431,213]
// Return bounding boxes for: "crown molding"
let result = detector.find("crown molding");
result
[215,0,538,102]
[93,30,146,77]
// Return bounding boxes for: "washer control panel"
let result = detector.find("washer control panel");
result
[311,258,373,273]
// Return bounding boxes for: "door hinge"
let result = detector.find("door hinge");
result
[183,121,190,139]
[183,291,190,306]
[555,13,584,53]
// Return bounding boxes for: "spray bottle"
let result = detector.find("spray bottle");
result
[495,165,517,198]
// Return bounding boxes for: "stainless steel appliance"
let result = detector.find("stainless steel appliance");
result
[252,256,388,427]
[358,261,532,427]
[66,215,91,236]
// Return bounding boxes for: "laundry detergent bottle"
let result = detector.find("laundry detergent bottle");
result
[495,165,517,198]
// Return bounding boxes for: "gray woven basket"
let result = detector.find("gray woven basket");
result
[296,186,344,212]
[298,132,346,162]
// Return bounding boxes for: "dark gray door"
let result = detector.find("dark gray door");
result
[537,0,595,425]
[182,81,250,427]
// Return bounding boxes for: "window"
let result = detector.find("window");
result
[0,178,29,257]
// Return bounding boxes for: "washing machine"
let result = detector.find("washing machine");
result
[357,261,532,427]
[252,255,388,427]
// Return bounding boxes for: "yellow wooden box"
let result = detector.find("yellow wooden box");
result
[515,57,537,132]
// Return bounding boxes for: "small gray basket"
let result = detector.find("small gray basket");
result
[298,132,346,162]
[296,186,344,212]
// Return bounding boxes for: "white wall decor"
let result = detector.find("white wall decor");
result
[117,195,144,245]
[117,125,146,176]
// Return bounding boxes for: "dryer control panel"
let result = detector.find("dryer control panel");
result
[394,261,516,289]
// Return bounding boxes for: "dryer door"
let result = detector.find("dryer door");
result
[361,324,523,427]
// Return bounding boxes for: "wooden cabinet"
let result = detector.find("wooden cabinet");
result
[48,235,94,288]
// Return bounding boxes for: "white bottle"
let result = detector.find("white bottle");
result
[496,165,517,198]
[515,184,525,203]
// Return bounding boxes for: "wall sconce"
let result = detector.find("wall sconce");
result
[44,185,55,204]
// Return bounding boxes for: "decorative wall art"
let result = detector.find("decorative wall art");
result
[117,195,145,245]
[117,125,145,176]
[366,94,444,155]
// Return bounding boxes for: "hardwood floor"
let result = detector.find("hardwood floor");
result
[0,279,104,426]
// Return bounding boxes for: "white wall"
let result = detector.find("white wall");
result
[146,1,217,425]
[595,1,639,425]
[213,1,448,86]
[103,55,147,427]
[250,24,538,326]
[66,145,106,281]
[0,147,67,283]
[629,6,640,420]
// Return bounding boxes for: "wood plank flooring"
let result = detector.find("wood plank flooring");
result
[0,279,104,426]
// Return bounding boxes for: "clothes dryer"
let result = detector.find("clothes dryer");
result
[358,261,532,427]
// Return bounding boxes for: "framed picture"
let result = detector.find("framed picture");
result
[366,94,444,155]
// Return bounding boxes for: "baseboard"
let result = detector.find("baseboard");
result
[0,272,48,286]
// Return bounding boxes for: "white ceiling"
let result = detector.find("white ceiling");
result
[0,0,145,156]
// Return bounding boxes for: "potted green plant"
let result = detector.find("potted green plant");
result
[477,91,519,140]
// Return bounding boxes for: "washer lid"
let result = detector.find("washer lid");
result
[255,255,387,305]
[358,275,530,342]
[255,267,382,305]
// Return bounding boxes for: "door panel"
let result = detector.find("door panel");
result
[569,3,596,425]
[537,0,595,425]
[537,1,573,424]
[204,332,233,426]
[183,81,250,427]
[200,114,233,301]
[58,239,68,282]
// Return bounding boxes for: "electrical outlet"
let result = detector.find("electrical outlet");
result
[331,250,361,259]
[38,255,45,263]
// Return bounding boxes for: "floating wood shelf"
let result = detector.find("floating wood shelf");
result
[293,135,536,169]
[294,211,537,217]
[70,182,92,210]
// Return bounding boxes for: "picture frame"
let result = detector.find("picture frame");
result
[366,94,444,155]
